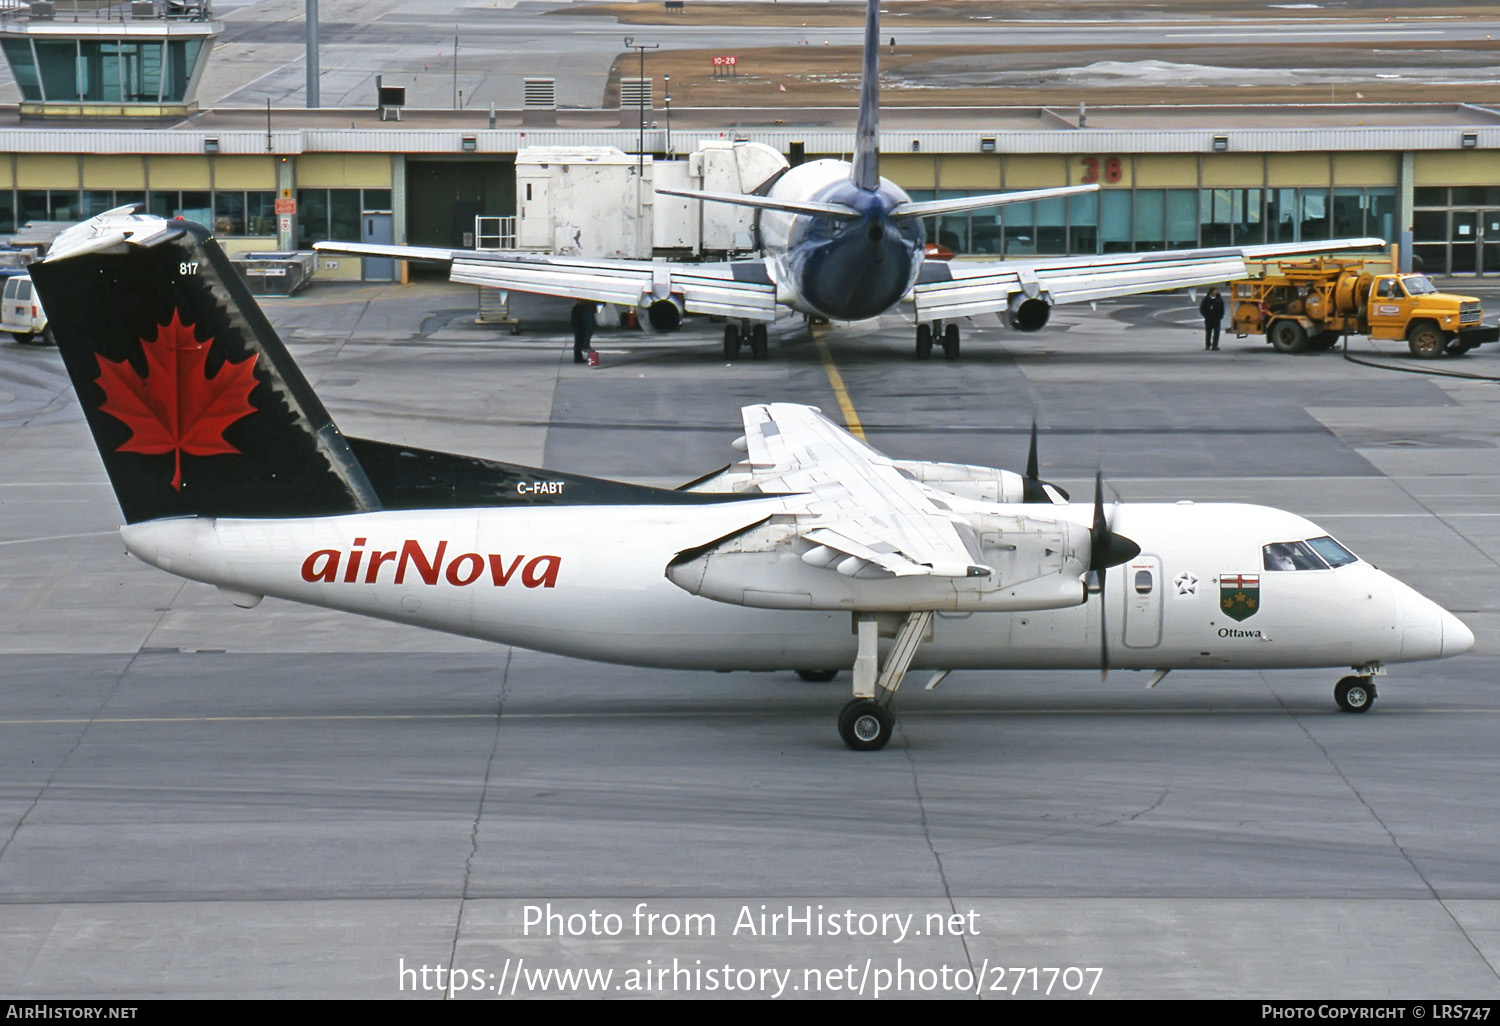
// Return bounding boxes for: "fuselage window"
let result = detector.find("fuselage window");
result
[1134,569,1153,594]
[1262,540,1329,571]
[1304,535,1358,568]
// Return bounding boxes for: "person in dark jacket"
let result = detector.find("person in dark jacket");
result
[1199,287,1225,350]
[570,299,595,364]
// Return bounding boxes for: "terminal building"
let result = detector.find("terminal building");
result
[0,4,1496,280]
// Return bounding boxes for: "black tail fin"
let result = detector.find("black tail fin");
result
[30,213,379,524]
[850,0,881,192]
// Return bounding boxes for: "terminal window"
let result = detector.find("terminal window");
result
[297,188,392,248]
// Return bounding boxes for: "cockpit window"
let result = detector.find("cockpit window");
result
[1262,540,1329,571]
[1304,535,1358,568]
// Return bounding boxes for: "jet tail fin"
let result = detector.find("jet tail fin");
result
[851,0,880,192]
[30,212,380,524]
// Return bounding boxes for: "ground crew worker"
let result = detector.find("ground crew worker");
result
[571,299,595,364]
[1200,287,1225,351]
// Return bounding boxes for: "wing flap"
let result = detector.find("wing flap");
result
[737,403,989,579]
[444,254,777,319]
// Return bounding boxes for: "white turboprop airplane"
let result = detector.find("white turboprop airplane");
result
[33,212,1472,750]
[316,0,1382,362]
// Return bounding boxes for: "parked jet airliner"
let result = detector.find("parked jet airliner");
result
[33,211,1470,750]
[317,0,1382,361]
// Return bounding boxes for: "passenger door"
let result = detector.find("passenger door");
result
[1123,555,1163,649]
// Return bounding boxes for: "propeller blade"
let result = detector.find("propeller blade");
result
[1089,470,1141,571]
[1099,574,1110,680]
[1088,470,1141,680]
[1020,420,1071,504]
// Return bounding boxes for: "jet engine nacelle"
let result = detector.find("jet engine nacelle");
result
[637,297,685,333]
[1007,294,1052,332]
[666,515,1091,612]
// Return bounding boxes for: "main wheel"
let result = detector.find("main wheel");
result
[915,324,933,360]
[1269,320,1309,354]
[723,323,741,360]
[11,331,33,344]
[750,323,768,360]
[837,699,894,751]
[1407,324,1445,359]
[942,323,960,360]
[1313,332,1341,351]
[796,669,839,683]
[1334,676,1375,714]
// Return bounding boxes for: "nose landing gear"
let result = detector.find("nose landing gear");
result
[1334,675,1376,713]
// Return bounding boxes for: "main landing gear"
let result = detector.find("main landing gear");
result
[915,320,960,361]
[723,321,769,361]
[1334,675,1376,713]
[836,610,932,750]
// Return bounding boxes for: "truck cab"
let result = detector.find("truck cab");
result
[1364,273,1487,356]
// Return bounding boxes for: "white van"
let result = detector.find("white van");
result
[2,274,50,344]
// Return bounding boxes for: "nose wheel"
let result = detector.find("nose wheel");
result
[1334,675,1376,713]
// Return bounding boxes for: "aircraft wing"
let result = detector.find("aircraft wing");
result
[911,237,1386,321]
[313,242,779,321]
[738,403,989,579]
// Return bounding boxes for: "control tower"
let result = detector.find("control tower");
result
[0,1,220,118]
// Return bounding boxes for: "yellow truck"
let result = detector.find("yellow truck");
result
[1229,258,1497,358]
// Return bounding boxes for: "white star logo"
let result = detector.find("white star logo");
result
[1173,571,1199,596]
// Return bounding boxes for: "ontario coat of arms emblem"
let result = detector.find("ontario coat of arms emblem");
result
[1220,574,1260,622]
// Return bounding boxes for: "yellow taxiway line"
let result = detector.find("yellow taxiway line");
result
[813,332,865,439]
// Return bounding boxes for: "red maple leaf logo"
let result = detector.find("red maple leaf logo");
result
[94,311,259,491]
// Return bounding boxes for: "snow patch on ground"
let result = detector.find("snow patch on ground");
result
[887,57,1500,90]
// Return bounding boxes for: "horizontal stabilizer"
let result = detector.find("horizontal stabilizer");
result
[655,186,861,219]
[895,184,1099,219]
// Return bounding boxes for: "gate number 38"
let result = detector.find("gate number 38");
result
[1080,157,1122,185]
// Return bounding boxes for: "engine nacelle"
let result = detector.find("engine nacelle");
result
[666,514,1091,612]
[891,460,1027,504]
[1007,295,1052,332]
[637,297,684,333]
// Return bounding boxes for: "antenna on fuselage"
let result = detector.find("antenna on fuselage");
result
[851,0,881,192]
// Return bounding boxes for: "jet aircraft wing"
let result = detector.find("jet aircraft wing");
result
[313,243,779,322]
[911,237,1386,321]
[738,403,989,580]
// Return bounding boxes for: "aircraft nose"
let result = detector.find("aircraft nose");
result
[1396,579,1474,660]
[1441,608,1475,657]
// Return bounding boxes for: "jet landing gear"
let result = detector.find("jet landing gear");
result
[838,700,893,750]
[836,610,932,750]
[915,321,960,361]
[723,321,769,361]
[1334,675,1376,713]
